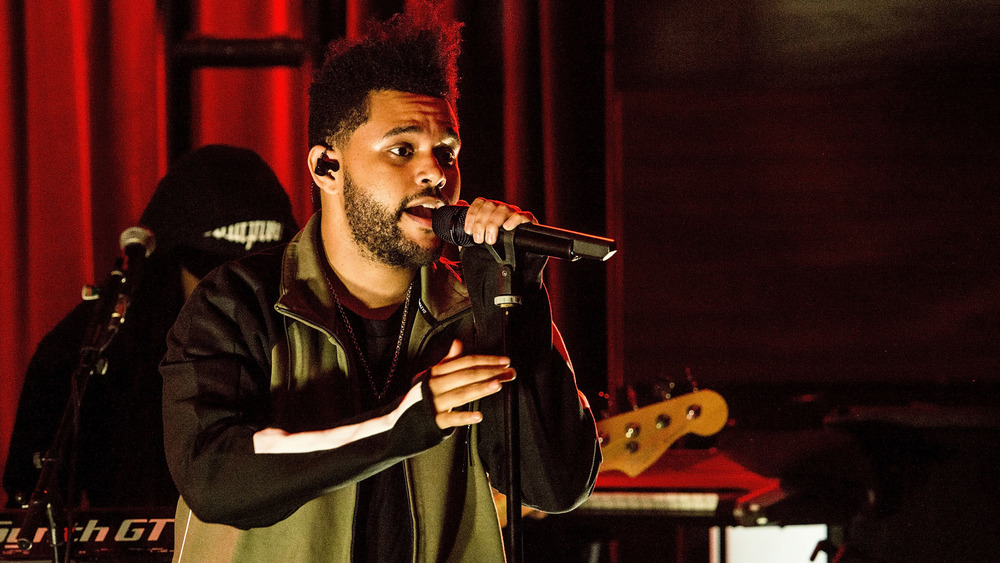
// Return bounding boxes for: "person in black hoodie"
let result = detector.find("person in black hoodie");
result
[3,144,300,509]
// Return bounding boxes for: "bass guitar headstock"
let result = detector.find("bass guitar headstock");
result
[597,389,729,477]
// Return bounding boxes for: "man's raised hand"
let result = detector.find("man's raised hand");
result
[428,339,514,429]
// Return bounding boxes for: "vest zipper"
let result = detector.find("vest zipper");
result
[404,458,418,563]
[414,306,476,472]
[274,304,336,340]
[351,485,361,560]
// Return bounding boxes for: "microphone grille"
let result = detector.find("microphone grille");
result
[120,226,157,257]
[432,205,474,246]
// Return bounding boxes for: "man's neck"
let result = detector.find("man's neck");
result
[329,258,416,320]
[322,221,416,320]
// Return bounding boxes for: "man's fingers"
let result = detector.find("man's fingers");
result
[428,337,516,429]
[431,352,510,378]
[463,197,533,245]
[436,410,484,430]
[433,375,508,413]
[443,339,463,362]
[502,211,534,231]
[430,365,514,397]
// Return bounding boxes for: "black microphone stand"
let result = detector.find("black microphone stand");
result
[481,236,526,563]
[18,255,136,562]
[434,205,614,561]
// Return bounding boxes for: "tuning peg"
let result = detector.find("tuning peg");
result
[685,366,699,392]
[652,378,677,400]
[656,414,672,429]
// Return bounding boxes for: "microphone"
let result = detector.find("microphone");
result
[432,205,616,262]
[108,227,156,330]
[119,226,155,287]
[120,226,156,263]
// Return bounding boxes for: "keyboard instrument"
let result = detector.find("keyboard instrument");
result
[1,507,173,562]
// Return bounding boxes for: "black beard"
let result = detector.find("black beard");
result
[342,171,441,268]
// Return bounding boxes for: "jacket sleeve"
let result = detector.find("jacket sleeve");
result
[460,246,602,514]
[160,258,447,529]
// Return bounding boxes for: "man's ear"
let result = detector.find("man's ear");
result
[308,144,342,195]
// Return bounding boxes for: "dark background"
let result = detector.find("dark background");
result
[3,0,999,518]
[608,0,1000,400]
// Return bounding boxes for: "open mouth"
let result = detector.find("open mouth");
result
[402,200,444,221]
[403,205,434,220]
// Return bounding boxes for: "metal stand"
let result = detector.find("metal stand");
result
[18,256,135,563]
[485,237,525,563]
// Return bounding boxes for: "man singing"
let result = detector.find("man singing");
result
[161,4,601,561]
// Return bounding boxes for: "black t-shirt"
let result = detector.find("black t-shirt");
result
[342,296,418,563]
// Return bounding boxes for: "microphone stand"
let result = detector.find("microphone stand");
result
[434,205,614,561]
[483,237,525,563]
[18,257,134,562]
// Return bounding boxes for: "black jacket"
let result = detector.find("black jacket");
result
[160,213,601,561]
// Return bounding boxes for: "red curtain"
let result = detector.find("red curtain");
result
[0,0,611,508]
[0,0,316,507]
[1,1,170,508]
[188,0,312,216]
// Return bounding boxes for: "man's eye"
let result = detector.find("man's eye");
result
[435,147,456,167]
[390,145,415,157]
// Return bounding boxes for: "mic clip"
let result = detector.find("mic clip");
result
[488,235,523,308]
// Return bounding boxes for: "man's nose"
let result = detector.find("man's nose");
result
[417,155,446,190]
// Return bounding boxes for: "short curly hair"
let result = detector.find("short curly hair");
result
[307,4,462,149]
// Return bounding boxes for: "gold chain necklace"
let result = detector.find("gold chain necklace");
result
[326,276,414,401]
